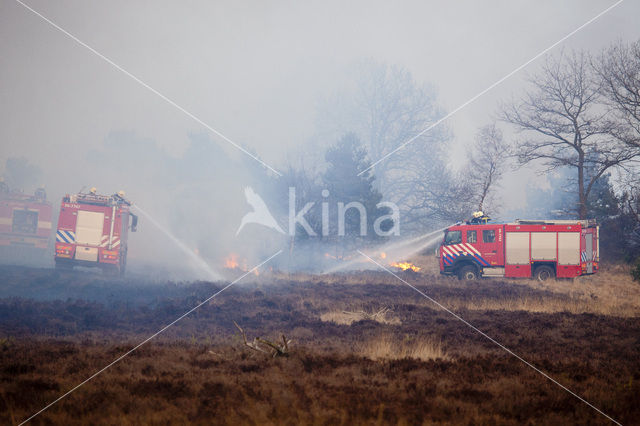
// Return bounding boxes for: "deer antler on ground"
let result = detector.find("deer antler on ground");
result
[233,321,291,358]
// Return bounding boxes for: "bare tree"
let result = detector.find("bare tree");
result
[596,39,640,149]
[352,61,449,186]
[501,50,635,219]
[2,157,43,192]
[464,123,510,213]
[316,59,452,229]
[394,159,473,225]
[596,40,640,245]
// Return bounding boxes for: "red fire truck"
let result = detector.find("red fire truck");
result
[54,189,137,275]
[0,184,52,264]
[438,219,599,281]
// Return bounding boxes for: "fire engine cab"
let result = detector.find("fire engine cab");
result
[0,182,52,264]
[438,217,599,281]
[54,189,138,275]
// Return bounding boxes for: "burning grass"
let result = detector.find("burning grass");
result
[389,261,422,272]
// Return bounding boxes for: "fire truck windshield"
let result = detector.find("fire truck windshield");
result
[443,230,461,245]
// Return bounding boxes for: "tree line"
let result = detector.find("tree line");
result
[280,40,640,271]
[2,40,639,273]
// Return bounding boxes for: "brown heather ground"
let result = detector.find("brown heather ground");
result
[0,259,639,425]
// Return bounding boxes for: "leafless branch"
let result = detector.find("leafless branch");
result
[501,49,636,219]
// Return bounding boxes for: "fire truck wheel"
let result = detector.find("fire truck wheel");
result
[457,265,478,281]
[534,265,555,281]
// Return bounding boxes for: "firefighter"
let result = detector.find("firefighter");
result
[470,211,490,224]
[113,190,132,206]
[113,190,126,202]
[0,177,7,194]
[34,185,46,201]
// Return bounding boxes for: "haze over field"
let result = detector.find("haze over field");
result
[2,3,640,424]
[1,0,640,275]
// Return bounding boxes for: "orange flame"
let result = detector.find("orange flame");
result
[380,252,387,259]
[390,261,421,272]
[225,253,238,269]
[224,254,257,274]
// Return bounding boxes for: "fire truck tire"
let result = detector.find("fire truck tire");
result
[534,265,555,281]
[457,265,478,281]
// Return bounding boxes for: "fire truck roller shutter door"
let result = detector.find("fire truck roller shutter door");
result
[531,232,557,260]
[558,232,580,265]
[506,232,529,265]
[75,211,105,245]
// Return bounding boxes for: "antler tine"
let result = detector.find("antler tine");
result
[251,338,271,354]
[235,322,270,354]
[256,337,282,352]
[233,321,248,345]
[234,322,290,357]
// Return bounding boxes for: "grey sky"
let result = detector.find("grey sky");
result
[1,0,638,212]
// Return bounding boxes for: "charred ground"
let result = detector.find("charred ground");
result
[0,263,639,425]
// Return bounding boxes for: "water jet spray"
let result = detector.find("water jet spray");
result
[133,205,221,280]
[322,224,452,274]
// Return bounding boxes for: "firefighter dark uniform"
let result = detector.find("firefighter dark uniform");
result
[470,211,490,224]
[34,186,46,201]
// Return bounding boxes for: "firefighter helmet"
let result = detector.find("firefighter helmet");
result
[90,187,97,194]
[117,190,125,198]
[473,211,484,218]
